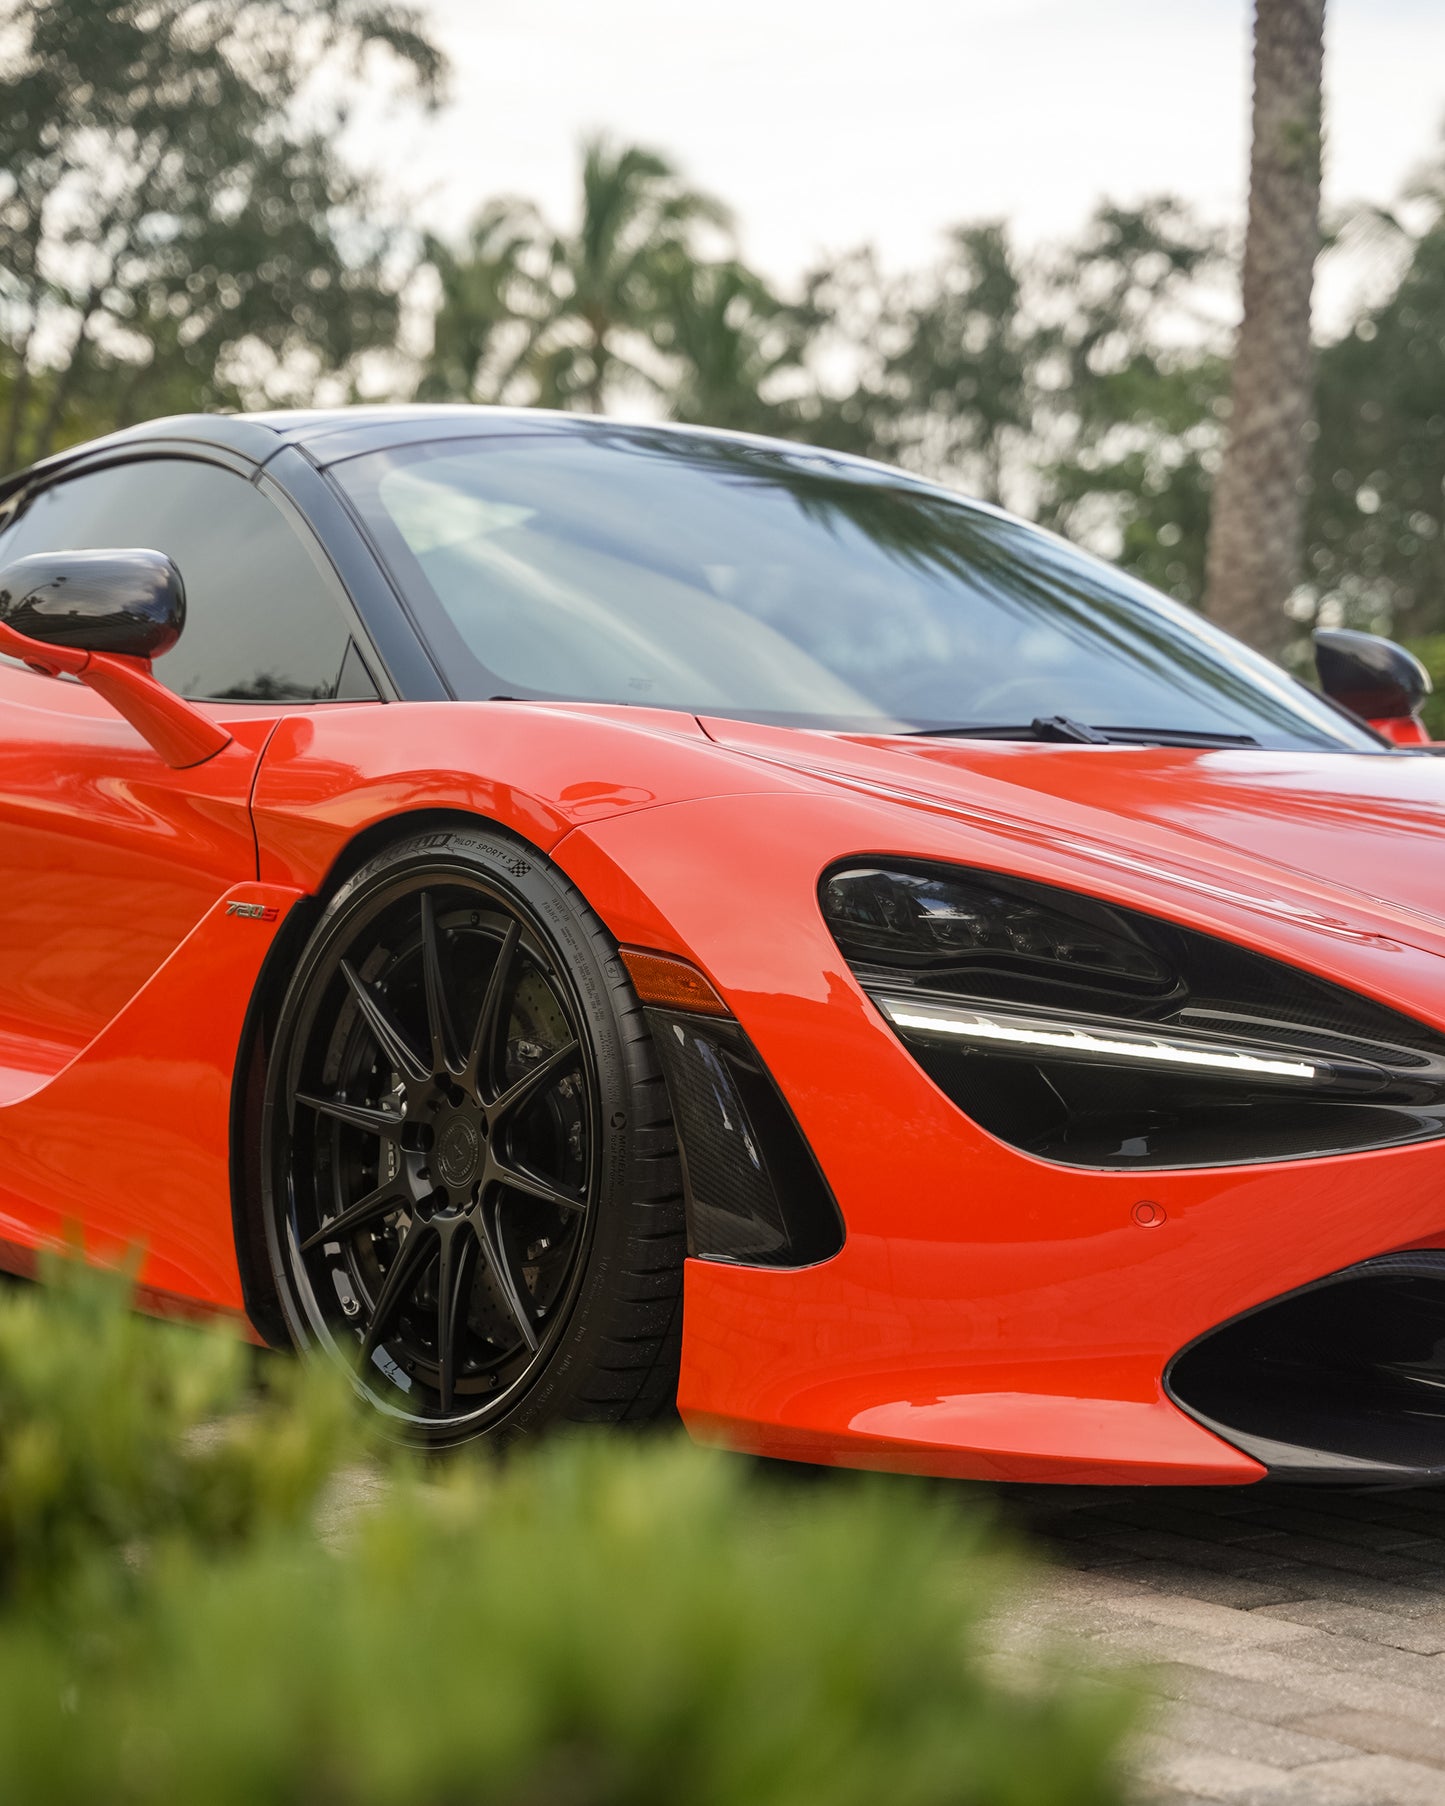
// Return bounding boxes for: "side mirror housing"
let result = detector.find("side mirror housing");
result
[0,547,185,660]
[0,547,230,769]
[1313,628,1432,744]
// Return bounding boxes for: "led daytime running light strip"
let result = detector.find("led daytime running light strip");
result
[878,997,1321,1083]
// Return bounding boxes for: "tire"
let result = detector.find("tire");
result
[258,824,685,1446]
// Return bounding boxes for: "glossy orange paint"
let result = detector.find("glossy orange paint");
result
[246,700,812,893]
[0,663,271,1079]
[11,669,1445,1481]
[0,878,299,1313]
[554,754,1445,1484]
[0,616,235,768]
[1374,715,1433,746]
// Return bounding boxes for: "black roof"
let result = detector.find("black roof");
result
[0,405,933,510]
[0,405,546,502]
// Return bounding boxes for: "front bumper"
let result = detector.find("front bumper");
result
[558,792,1445,1485]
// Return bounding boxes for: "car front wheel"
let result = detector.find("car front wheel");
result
[259,825,685,1446]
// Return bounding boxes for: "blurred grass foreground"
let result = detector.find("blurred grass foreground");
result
[0,1260,1134,1805]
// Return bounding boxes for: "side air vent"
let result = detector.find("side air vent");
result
[646,1010,843,1268]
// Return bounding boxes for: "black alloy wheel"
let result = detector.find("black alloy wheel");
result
[260,827,685,1445]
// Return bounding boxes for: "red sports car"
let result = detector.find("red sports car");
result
[2,407,1444,1486]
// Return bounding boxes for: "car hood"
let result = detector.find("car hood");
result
[697,716,1445,956]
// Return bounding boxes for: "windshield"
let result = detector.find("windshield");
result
[335,426,1378,752]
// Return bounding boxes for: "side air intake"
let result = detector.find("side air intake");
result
[1167,1253,1445,1480]
[646,1010,843,1268]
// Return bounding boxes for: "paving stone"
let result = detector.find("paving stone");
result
[1088,1527,1305,1577]
[1265,1632,1445,1694]
[1228,1533,1445,1584]
[1136,1662,1338,1727]
[1133,1738,1297,1801]
[1252,1599,1445,1655]
[1036,1512,1175,1546]
[1248,1564,1445,1617]
[1321,1498,1445,1538]
[1105,1504,1297,1548]
[1288,1710,1445,1770]
[1228,1503,1445,1555]
[1019,1564,1313,1629]
[1087,1625,1445,1728]
[1103,1559,1315,1611]
[1050,1544,1149,1573]
[1159,1702,1354,1769]
[994,1595,1146,1642]
[987,1484,1445,1802]
[1098,1590,1318,1648]
[1284,1753,1445,1803]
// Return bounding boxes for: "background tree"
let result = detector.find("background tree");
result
[774,248,903,459]
[419,137,734,416]
[785,203,1228,608]
[0,0,445,471]
[1202,0,1327,652]
[880,223,1035,508]
[1307,148,1445,641]
[413,201,548,405]
[650,253,807,435]
[1038,200,1230,607]
[540,137,731,413]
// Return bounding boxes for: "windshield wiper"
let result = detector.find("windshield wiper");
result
[904,717,1261,749]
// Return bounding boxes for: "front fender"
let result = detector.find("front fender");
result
[555,790,1445,1484]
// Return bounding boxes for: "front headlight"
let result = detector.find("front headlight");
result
[822,866,1173,994]
[822,860,1445,1169]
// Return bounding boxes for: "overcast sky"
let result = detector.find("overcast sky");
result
[380,1,1444,314]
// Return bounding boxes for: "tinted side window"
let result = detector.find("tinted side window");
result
[2,458,356,701]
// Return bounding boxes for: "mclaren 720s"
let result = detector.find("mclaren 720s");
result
[3,405,1445,1487]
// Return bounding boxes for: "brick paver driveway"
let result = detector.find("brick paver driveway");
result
[320,1452,1445,1802]
[993,1482,1445,1805]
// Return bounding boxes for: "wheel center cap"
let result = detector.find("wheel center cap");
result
[435,1114,483,1191]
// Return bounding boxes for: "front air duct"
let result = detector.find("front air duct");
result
[1167,1254,1445,1480]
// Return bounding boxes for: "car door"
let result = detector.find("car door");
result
[0,452,377,1104]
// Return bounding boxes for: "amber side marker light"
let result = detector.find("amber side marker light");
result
[620,948,731,1017]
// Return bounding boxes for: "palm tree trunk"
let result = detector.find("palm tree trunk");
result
[1203,0,1325,654]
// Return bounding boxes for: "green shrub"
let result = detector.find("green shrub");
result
[0,1257,356,1610]
[0,1263,1137,1805]
[1405,635,1445,740]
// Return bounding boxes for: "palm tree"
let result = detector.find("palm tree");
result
[538,136,731,413]
[1203,0,1326,653]
[416,200,547,404]
[651,253,804,433]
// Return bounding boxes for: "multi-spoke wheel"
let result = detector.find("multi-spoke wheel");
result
[260,827,685,1444]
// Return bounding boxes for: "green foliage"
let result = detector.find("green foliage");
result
[787,199,1228,606]
[857,222,1038,508]
[1307,148,1445,641]
[651,253,810,436]
[5,0,1442,661]
[1403,634,1445,741]
[414,134,1444,643]
[0,0,446,468]
[0,1260,1136,1805]
[414,200,549,406]
[0,1257,354,1610]
[1035,200,1230,608]
[419,135,755,419]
